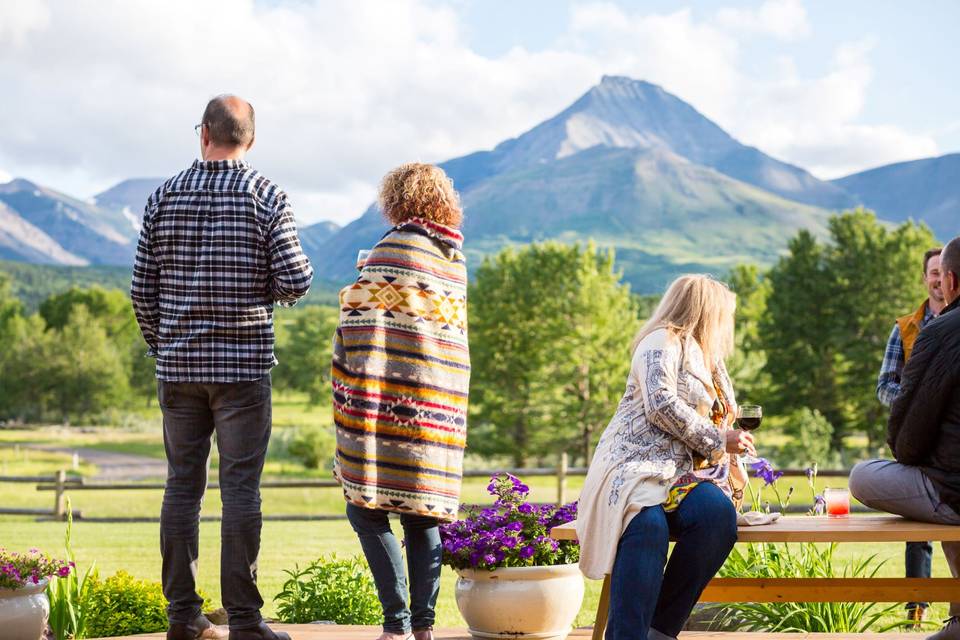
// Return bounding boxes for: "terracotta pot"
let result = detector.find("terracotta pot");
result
[0,579,50,640]
[455,564,584,640]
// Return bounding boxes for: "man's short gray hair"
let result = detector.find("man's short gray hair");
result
[201,95,255,147]
[942,236,960,279]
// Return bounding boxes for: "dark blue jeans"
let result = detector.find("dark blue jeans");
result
[906,541,933,610]
[159,375,272,630]
[346,503,441,634]
[607,482,738,640]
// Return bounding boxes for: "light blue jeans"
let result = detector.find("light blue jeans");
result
[346,503,441,634]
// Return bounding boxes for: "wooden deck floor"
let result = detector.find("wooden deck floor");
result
[98,626,930,639]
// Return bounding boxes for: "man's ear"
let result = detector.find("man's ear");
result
[246,134,255,152]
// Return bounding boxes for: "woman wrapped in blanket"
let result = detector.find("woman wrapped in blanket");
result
[577,274,756,640]
[332,163,469,640]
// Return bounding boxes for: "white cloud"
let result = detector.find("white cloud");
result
[0,0,599,224]
[0,1,50,47]
[0,0,942,223]
[0,168,12,184]
[716,0,810,41]
[724,36,938,177]
[568,5,740,119]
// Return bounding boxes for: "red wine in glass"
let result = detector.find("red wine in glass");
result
[738,405,762,431]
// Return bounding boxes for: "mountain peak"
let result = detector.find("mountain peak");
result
[489,75,739,169]
[474,75,851,209]
[0,178,39,194]
[594,75,663,95]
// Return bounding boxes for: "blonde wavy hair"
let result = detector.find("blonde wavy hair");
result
[631,274,737,368]
[378,163,463,228]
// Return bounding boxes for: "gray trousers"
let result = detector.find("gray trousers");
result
[849,459,960,617]
[159,375,272,630]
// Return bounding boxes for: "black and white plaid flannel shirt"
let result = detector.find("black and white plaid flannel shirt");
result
[131,159,314,383]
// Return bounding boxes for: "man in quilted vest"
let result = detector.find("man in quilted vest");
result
[876,247,944,626]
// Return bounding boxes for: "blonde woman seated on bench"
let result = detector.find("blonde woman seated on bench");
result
[577,274,756,640]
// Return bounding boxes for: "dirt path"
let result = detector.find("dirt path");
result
[27,444,167,480]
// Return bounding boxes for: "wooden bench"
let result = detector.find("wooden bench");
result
[551,515,960,640]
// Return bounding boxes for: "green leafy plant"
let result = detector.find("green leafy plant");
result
[46,498,95,640]
[274,555,381,624]
[287,424,335,470]
[712,461,905,633]
[711,543,897,632]
[780,408,837,468]
[82,571,175,638]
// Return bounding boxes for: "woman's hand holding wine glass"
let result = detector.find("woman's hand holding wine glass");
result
[729,404,761,460]
[725,429,756,456]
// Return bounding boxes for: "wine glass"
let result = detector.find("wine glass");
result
[735,404,762,465]
[737,404,762,432]
[356,249,372,271]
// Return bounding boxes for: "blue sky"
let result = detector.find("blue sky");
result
[0,0,956,224]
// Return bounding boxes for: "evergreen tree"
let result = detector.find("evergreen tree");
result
[824,211,934,450]
[759,211,936,453]
[725,264,770,405]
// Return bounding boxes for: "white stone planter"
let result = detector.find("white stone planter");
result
[455,564,584,640]
[0,579,50,640]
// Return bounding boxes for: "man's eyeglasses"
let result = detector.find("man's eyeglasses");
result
[194,123,205,137]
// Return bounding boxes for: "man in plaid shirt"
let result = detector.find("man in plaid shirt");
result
[131,95,311,640]
[877,247,944,626]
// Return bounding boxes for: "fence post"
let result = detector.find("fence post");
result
[557,452,568,506]
[54,469,66,520]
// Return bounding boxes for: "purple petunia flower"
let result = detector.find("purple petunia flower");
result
[438,474,581,571]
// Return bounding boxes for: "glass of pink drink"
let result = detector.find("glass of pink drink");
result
[824,487,850,517]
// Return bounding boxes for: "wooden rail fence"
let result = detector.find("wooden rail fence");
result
[0,454,857,521]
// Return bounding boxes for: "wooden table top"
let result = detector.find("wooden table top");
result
[550,515,960,543]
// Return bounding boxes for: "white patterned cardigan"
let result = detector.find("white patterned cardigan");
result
[576,327,738,579]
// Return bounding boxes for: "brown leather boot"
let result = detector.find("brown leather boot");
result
[413,628,434,640]
[228,622,292,640]
[167,615,228,640]
[908,605,929,630]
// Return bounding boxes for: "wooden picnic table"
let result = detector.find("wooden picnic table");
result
[551,515,960,640]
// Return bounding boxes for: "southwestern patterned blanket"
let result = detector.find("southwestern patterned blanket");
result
[332,217,470,521]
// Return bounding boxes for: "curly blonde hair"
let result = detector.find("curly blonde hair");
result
[378,163,463,228]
